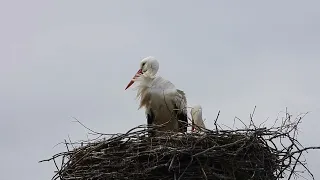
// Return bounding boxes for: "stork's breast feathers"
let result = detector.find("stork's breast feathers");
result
[138,89,151,109]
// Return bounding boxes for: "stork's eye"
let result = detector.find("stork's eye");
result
[141,62,146,67]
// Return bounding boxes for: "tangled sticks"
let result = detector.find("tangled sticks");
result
[41,112,320,180]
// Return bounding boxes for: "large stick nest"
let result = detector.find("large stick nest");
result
[41,111,319,180]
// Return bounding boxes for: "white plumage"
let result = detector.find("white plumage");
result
[191,105,206,132]
[125,56,188,136]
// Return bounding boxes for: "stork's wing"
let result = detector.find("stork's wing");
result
[150,77,187,108]
[136,76,177,108]
[147,77,187,111]
[177,89,187,111]
[140,76,188,132]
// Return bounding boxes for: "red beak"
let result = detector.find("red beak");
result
[125,69,143,90]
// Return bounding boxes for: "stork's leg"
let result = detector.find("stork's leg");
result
[177,111,188,133]
[146,108,155,137]
[173,105,188,133]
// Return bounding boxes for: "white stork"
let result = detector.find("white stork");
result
[125,56,188,136]
[191,105,206,132]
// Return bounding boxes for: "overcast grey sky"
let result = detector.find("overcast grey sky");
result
[1,1,320,179]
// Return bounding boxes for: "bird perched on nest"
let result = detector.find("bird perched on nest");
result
[125,56,188,136]
[191,105,206,133]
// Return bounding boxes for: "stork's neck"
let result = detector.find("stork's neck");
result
[139,73,156,86]
[144,72,156,79]
[143,68,157,78]
[134,74,154,108]
[134,74,155,91]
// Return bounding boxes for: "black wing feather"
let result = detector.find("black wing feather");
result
[175,89,188,133]
[146,108,155,137]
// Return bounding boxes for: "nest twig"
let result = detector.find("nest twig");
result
[40,111,320,180]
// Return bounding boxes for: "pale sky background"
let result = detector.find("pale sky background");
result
[1,1,320,179]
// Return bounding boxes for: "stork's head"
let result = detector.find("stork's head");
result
[125,56,159,90]
[140,56,159,75]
